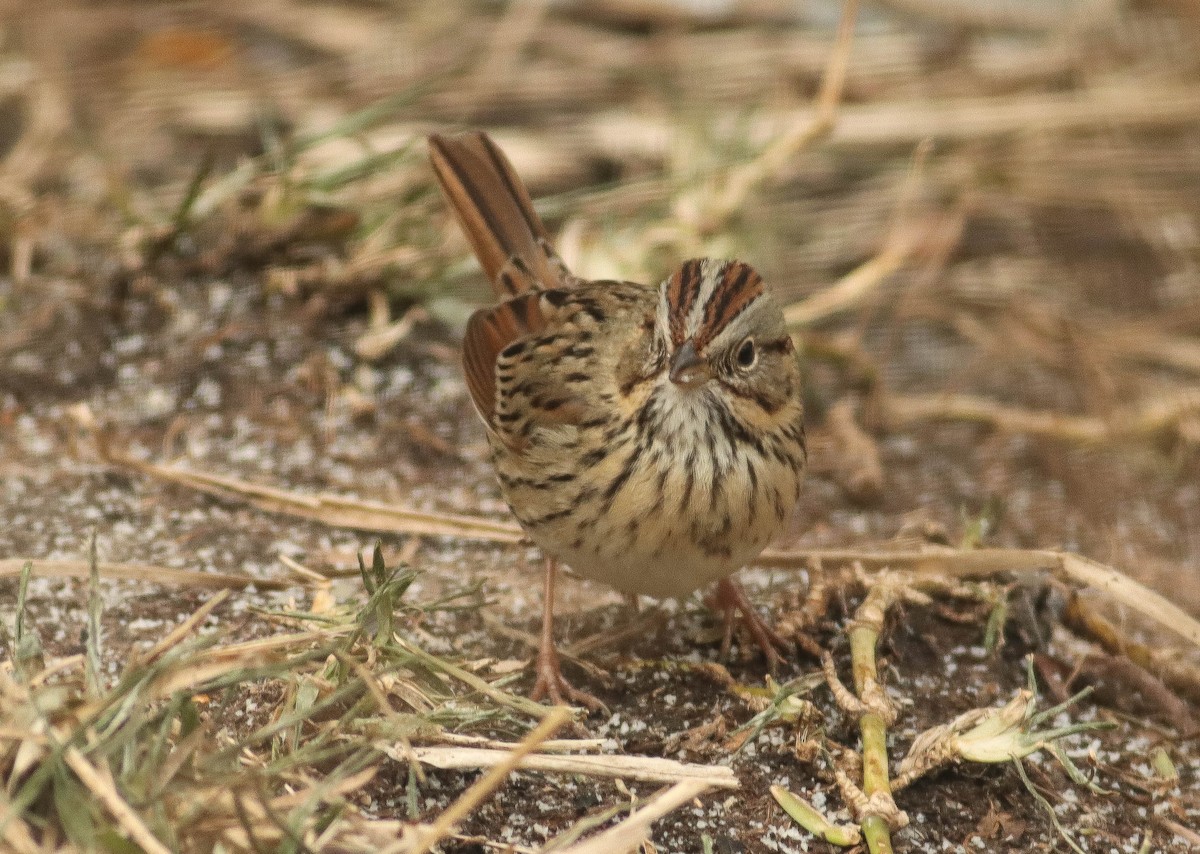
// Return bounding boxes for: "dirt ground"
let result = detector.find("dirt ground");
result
[1,1,1199,852]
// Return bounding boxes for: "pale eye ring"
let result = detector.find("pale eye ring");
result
[735,337,757,369]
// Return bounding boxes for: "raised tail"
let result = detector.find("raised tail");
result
[428,131,571,297]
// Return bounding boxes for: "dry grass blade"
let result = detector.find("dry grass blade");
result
[0,558,290,590]
[141,590,231,666]
[63,747,173,854]
[146,630,340,698]
[410,746,739,788]
[104,449,523,543]
[0,794,40,854]
[548,780,712,854]
[396,638,556,720]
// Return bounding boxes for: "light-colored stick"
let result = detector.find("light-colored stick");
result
[410,746,738,789]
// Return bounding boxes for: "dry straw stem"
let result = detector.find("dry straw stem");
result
[430,732,605,753]
[783,221,921,328]
[1062,597,1200,707]
[874,0,1074,32]
[824,398,885,503]
[0,558,292,591]
[794,82,1200,147]
[103,447,523,543]
[353,304,428,362]
[549,779,712,854]
[468,0,553,101]
[1100,321,1200,377]
[410,745,739,789]
[1158,818,1200,848]
[883,390,1200,445]
[783,141,940,329]
[568,83,1200,169]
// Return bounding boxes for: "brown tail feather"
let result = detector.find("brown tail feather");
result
[428,131,570,297]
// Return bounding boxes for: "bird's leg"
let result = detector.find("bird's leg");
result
[531,557,606,710]
[711,577,790,672]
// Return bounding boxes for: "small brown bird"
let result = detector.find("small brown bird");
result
[429,131,806,707]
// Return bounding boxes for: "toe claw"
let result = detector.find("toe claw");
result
[711,577,793,671]
[533,643,606,712]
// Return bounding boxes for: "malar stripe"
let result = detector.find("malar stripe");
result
[720,381,784,415]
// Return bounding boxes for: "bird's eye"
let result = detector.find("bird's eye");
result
[735,338,756,369]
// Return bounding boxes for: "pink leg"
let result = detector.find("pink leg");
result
[530,557,605,710]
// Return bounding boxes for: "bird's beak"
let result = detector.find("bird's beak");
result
[669,339,713,388]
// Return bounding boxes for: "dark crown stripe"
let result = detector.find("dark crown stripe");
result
[666,259,704,346]
[695,261,763,349]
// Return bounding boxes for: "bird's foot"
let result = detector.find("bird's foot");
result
[531,640,606,712]
[710,577,792,672]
